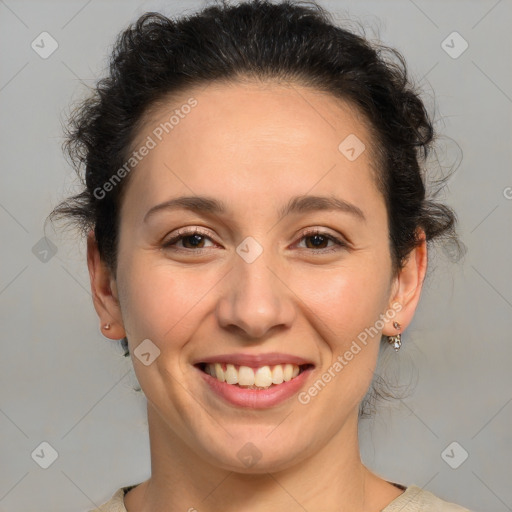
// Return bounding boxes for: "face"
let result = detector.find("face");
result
[91,81,425,474]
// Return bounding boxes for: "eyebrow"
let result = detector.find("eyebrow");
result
[143,194,366,223]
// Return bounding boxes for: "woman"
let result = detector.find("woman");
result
[50,0,472,510]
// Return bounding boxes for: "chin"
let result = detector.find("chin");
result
[194,430,311,474]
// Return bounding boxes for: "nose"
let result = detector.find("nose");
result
[215,247,296,340]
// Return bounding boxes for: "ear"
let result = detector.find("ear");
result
[87,230,126,340]
[382,228,428,336]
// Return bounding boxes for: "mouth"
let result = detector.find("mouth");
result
[194,362,314,390]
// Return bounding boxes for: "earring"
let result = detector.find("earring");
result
[387,321,402,351]
[103,323,111,330]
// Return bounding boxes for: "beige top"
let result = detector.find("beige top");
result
[89,482,473,511]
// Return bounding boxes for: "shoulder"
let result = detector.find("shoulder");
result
[89,483,474,512]
[87,485,135,512]
[382,484,473,512]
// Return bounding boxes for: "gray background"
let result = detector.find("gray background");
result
[0,0,511,511]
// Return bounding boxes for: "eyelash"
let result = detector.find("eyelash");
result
[161,228,348,254]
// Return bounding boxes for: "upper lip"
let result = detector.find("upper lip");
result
[193,352,314,368]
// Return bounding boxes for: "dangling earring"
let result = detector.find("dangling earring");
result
[387,321,402,351]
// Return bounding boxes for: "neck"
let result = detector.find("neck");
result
[124,403,399,512]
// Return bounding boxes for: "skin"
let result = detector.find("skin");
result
[87,80,427,512]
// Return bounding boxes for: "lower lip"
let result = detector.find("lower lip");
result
[196,366,314,409]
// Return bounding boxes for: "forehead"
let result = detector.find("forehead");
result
[136,79,375,159]
[122,80,383,222]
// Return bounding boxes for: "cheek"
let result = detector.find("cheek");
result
[290,261,392,409]
[291,257,392,340]
[116,255,217,345]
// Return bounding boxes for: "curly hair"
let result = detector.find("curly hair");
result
[48,0,463,418]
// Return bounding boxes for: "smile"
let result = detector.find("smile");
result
[197,362,312,389]
[194,361,315,409]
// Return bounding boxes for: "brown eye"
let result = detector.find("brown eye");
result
[162,229,215,251]
[304,233,330,249]
[296,229,347,253]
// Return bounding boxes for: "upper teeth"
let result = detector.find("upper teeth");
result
[204,363,301,387]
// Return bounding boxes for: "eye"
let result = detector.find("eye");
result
[162,228,216,251]
[161,227,348,254]
[295,228,348,253]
